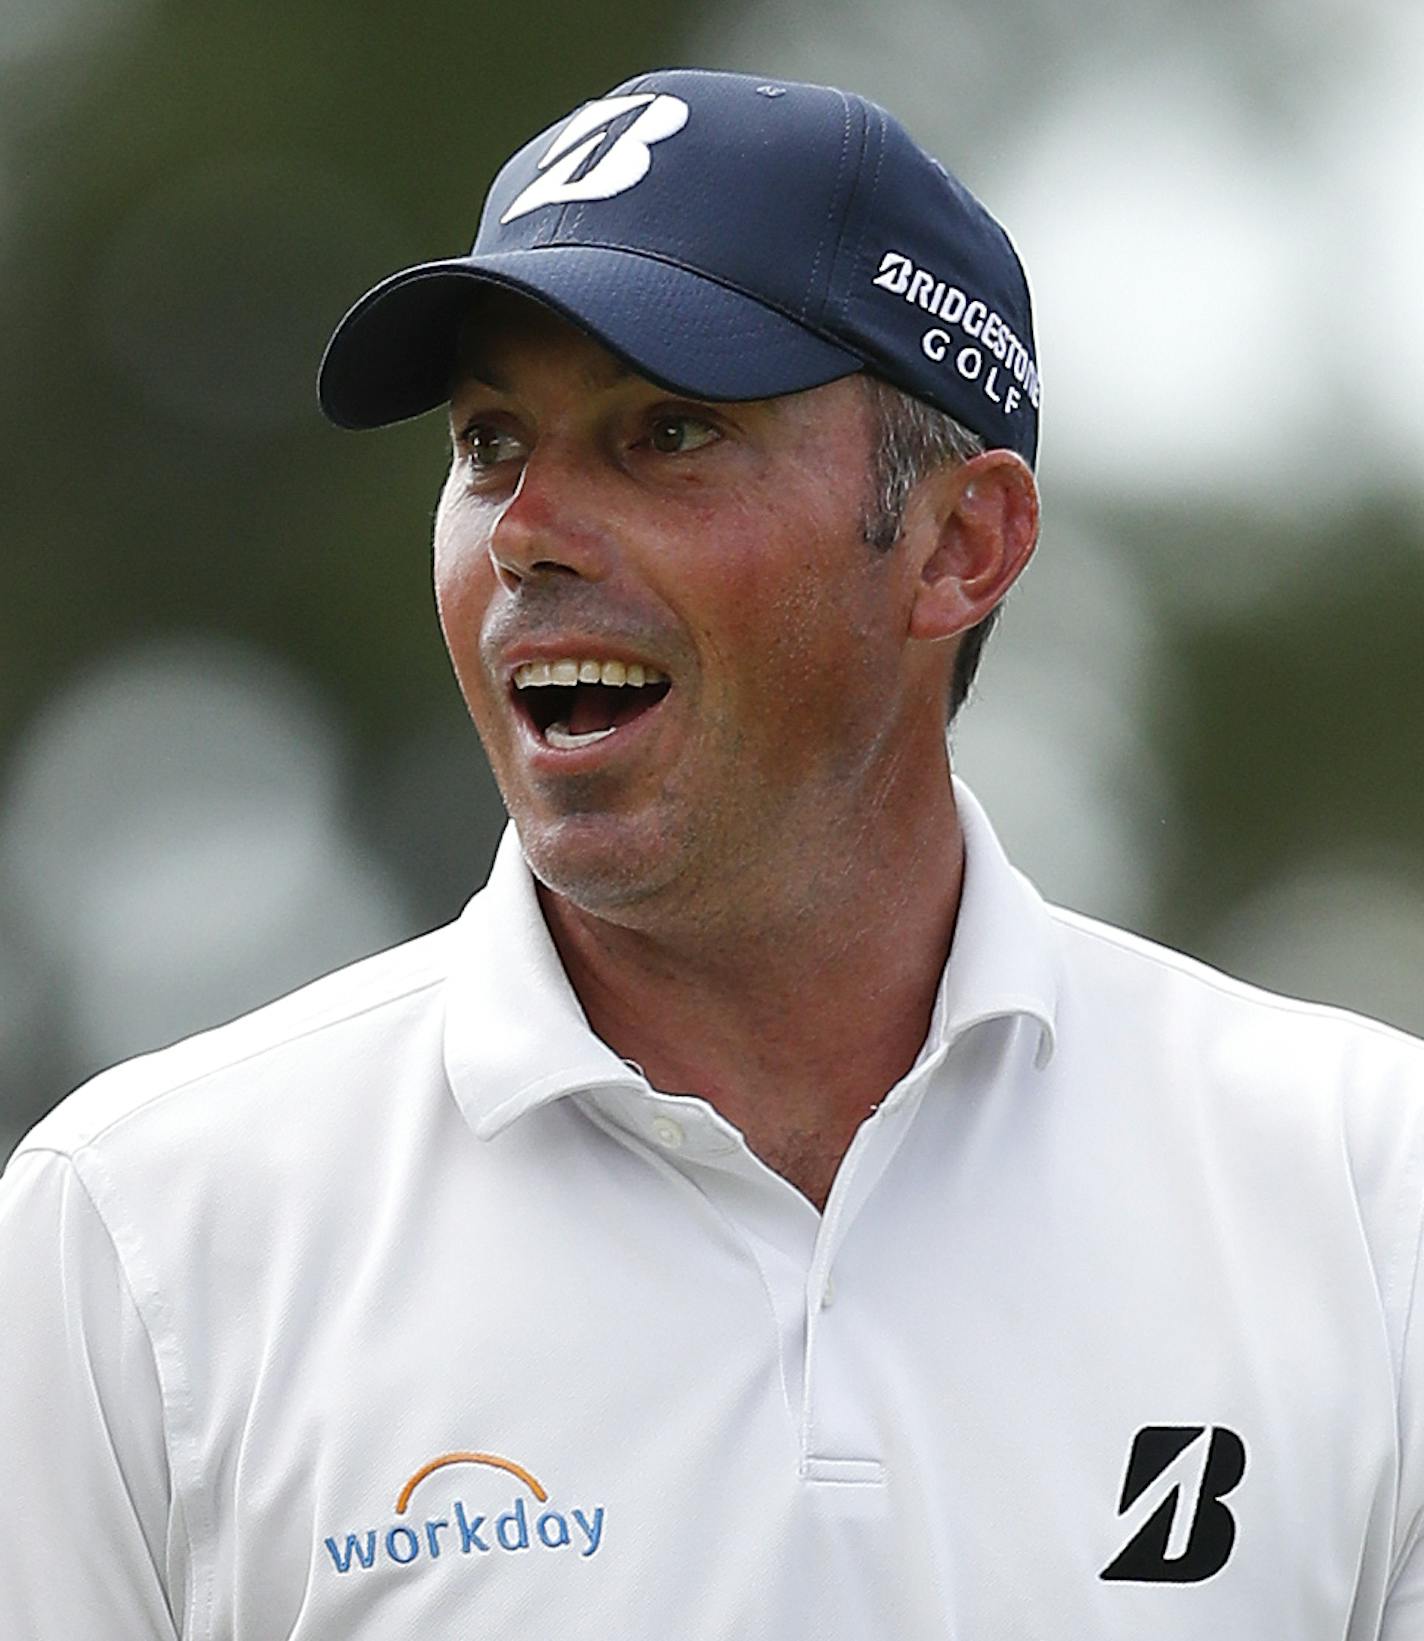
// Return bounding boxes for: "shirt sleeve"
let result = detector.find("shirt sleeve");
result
[1382,1153,1424,1639]
[0,1146,184,1639]
[1383,1549,1424,1639]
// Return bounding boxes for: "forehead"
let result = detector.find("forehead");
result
[452,287,642,398]
[447,284,876,460]
[446,285,877,470]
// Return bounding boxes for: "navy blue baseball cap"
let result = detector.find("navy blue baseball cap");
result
[318,69,1040,465]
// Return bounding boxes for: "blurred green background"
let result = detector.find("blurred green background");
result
[2,0,1421,1156]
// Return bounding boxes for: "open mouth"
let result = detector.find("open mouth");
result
[512,658,672,750]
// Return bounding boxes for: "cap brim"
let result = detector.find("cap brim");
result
[317,245,865,429]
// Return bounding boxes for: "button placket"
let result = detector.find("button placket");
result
[800,1066,940,1480]
[650,1114,685,1150]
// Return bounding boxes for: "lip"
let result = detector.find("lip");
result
[497,640,672,688]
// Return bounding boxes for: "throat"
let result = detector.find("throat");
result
[744,1120,863,1212]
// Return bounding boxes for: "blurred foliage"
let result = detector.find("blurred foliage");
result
[0,0,694,1131]
[0,0,690,739]
[1139,495,1424,951]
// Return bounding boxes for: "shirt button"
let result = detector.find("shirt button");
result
[651,1115,685,1150]
[820,1274,836,1309]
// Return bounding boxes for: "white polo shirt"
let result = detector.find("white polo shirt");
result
[3,783,1423,1639]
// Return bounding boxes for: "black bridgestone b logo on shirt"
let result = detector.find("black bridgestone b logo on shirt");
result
[1099,1426,1246,1583]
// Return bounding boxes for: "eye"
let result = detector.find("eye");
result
[646,413,720,455]
[460,422,526,473]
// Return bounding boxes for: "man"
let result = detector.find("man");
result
[1,67,1421,1640]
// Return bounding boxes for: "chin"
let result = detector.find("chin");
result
[513,809,685,920]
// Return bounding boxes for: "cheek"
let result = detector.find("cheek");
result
[432,496,505,730]
[684,499,877,679]
[432,489,497,641]
[670,489,804,625]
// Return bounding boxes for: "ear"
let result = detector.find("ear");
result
[904,451,1040,643]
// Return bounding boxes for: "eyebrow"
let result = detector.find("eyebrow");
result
[454,351,637,396]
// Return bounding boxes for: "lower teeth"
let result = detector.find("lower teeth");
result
[545,722,616,750]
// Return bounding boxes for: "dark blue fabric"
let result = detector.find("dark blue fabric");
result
[319,69,1040,465]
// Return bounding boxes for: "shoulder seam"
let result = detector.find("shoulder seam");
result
[23,966,448,1159]
[1045,905,1424,1052]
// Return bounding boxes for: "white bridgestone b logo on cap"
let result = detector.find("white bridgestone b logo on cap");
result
[501,94,690,224]
[872,249,1041,418]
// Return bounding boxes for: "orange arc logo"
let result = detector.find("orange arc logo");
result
[395,1452,550,1515]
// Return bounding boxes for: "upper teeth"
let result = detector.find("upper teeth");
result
[514,658,667,689]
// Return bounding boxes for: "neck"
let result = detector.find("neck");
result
[538,779,966,1209]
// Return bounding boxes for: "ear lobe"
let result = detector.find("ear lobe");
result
[907,451,1039,643]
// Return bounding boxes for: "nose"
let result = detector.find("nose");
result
[487,442,613,593]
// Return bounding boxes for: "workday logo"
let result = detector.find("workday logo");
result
[323,1450,606,1576]
[501,93,690,224]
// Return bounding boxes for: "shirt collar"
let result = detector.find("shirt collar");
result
[935,777,1058,1071]
[443,780,1058,1140]
[442,826,641,1140]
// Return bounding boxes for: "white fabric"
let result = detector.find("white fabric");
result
[2,783,1422,1639]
